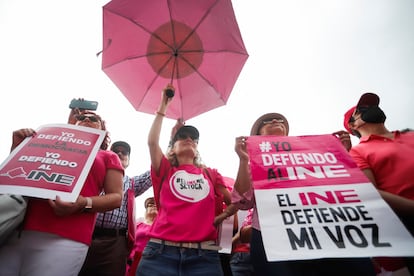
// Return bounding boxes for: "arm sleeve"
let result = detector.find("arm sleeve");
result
[132,170,152,197]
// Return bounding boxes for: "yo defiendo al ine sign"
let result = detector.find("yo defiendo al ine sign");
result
[246,134,414,261]
[0,124,105,202]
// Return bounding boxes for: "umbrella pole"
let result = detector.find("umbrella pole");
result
[165,53,177,98]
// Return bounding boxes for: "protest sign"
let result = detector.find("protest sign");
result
[247,134,414,261]
[0,124,105,202]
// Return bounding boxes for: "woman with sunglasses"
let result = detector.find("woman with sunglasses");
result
[136,84,230,276]
[232,113,376,276]
[0,111,124,276]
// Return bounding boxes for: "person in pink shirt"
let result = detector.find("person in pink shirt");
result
[232,112,376,276]
[136,84,229,276]
[0,112,124,276]
[126,197,158,276]
[346,92,414,274]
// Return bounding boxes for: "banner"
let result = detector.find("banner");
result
[247,134,414,261]
[0,124,105,202]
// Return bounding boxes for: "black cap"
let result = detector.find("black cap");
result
[110,141,131,156]
[171,126,199,144]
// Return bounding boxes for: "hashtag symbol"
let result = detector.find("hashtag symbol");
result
[259,141,272,152]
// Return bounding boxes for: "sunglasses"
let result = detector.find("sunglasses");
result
[76,114,100,123]
[262,118,284,125]
[176,133,198,142]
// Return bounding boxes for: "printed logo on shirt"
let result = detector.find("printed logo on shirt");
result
[169,170,210,202]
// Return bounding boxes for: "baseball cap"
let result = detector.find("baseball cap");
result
[171,125,199,144]
[356,92,380,109]
[110,141,131,156]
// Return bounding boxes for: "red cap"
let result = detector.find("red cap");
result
[343,106,356,133]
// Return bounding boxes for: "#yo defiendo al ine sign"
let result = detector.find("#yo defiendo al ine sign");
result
[0,124,106,202]
[246,134,414,261]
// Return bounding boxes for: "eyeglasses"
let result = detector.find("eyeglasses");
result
[76,115,100,123]
[176,133,198,142]
[262,118,284,125]
[146,203,156,208]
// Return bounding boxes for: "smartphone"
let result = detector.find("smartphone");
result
[69,99,98,111]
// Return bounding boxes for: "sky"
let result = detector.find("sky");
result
[1,0,413,216]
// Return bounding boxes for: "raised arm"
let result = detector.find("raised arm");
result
[148,84,174,174]
[233,136,251,195]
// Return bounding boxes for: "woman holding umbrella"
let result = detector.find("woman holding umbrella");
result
[137,84,227,276]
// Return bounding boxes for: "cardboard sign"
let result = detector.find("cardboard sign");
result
[0,124,105,202]
[247,134,414,261]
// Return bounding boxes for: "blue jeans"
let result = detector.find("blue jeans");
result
[230,252,255,276]
[136,241,223,276]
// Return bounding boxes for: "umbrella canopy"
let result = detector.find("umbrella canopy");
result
[102,0,248,120]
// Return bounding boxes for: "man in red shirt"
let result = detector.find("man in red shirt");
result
[347,92,414,274]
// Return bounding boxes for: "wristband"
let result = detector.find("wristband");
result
[156,111,165,117]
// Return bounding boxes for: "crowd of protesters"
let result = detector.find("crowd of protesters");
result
[0,89,413,276]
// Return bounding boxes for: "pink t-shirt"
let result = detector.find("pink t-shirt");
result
[350,131,414,272]
[150,156,225,242]
[134,222,152,252]
[128,221,152,261]
[350,131,414,199]
[24,150,124,245]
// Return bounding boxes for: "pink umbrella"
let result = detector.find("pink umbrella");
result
[102,0,248,120]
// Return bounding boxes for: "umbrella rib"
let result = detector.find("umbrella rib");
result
[203,49,249,56]
[174,0,221,51]
[176,47,248,103]
[144,55,175,96]
[104,51,173,69]
[176,55,226,104]
[106,10,175,52]
[167,0,178,50]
